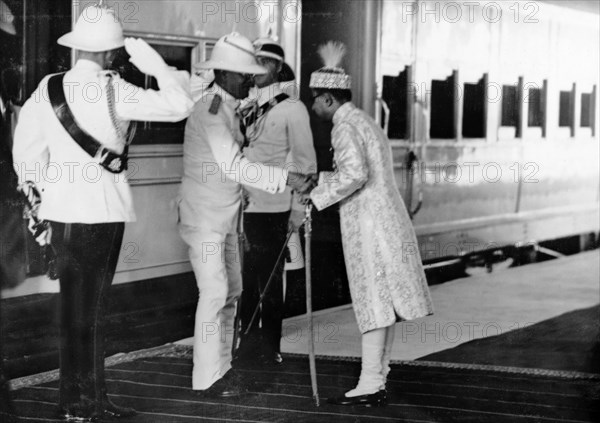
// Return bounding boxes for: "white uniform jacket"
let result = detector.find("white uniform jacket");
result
[12,59,193,223]
[243,83,316,214]
[178,84,288,233]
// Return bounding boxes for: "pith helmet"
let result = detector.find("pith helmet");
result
[57,4,125,52]
[253,37,295,82]
[196,32,266,75]
[254,37,285,62]
[0,1,16,35]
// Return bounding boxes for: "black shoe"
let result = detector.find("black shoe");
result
[199,370,248,398]
[101,398,137,419]
[261,352,283,365]
[327,390,387,407]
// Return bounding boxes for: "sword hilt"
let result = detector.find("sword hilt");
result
[304,202,313,233]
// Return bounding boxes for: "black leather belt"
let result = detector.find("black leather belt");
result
[48,73,128,174]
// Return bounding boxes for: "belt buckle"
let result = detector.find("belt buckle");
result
[97,146,109,161]
[107,156,123,173]
[98,147,124,173]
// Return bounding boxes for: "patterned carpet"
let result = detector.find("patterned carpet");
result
[8,345,600,423]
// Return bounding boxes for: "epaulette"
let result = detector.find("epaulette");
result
[209,94,222,115]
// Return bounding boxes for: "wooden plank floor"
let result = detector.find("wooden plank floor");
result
[8,351,600,423]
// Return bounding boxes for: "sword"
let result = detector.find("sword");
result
[243,226,295,336]
[304,202,319,406]
[232,202,245,357]
[19,182,57,256]
[237,202,320,406]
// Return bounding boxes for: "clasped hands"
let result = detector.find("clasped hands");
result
[287,172,318,196]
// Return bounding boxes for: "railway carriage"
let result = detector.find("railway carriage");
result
[301,0,599,275]
[1,0,598,377]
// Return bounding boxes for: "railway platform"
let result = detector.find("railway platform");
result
[281,249,599,374]
[7,250,599,422]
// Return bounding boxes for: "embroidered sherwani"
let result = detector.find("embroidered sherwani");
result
[310,102,433,333]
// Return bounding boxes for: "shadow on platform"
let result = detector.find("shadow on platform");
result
[419,305,600,374]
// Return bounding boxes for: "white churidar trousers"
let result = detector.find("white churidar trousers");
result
[346,324,396,397]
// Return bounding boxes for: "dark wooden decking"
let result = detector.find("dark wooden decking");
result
[7,348,600,423]
[0,262,350,380]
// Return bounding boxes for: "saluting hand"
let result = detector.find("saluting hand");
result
[124,38,168,76]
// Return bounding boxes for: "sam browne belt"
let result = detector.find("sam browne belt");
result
[48,73,129,174]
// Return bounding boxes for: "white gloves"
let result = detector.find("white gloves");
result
[124,37,168,76]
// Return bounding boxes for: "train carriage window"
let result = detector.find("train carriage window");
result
[430,71,457,139]
[580,85,596,136]
[558,83,576,137]
[462,74,487,138]
[525,79,547,137]
[527,87,543,127]
[501,85,518,128]
[381,66,411,139]
[558,91,573,127]
[580,93,592,127]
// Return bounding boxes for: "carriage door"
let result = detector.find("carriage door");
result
[379,1,420,216]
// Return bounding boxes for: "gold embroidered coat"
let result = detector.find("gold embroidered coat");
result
[310,102,433,333]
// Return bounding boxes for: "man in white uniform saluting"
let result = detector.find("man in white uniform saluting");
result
[12,4,193,421]
[178,32,311,397]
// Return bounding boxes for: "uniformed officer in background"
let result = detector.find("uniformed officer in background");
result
[178,32,312,398]
[12,3,193,421]
[1,3,26,421]
[236,37,317,366]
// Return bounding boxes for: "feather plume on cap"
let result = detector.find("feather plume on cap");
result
[309,41,352,90]
[317,41,347,71]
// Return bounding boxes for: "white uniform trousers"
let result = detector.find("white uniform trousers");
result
[179,224,242,390]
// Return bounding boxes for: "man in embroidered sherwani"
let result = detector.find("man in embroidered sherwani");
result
[308,42,434,407]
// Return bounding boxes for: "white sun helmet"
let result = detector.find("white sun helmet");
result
[196,32,266,75]
[0,1,16,35]
[57,4,125,52]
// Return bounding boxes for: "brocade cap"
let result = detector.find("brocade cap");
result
[309,41,351,90]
